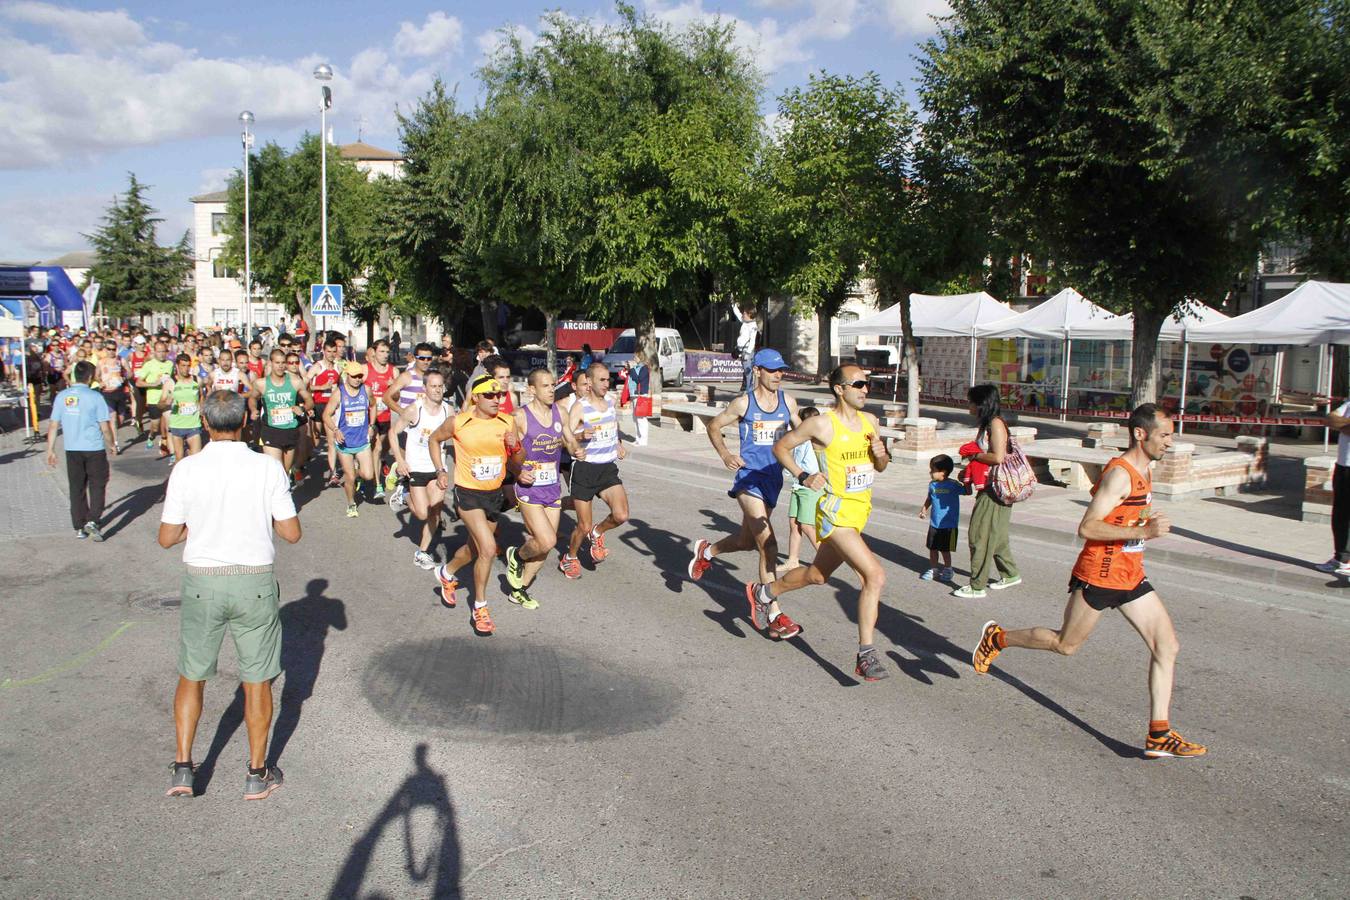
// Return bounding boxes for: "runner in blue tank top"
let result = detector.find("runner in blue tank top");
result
[323,361,377,518]
[688,349,803,641]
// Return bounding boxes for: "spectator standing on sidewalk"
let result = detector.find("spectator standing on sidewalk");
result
[736,304,758,392]
[629,350,651,446]
[158,389,301,801]
[953,384,1022,599]
[1316,401,1350,576]
[45,360,115,541]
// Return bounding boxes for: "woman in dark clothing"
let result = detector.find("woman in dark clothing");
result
[954,383,1022,598]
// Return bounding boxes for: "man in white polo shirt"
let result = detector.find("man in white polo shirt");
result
[158,389,301,801]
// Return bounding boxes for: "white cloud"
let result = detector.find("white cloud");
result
[878,0,950,35]
[393,11,463,58]
[476,23,540,63]
[196,167,233,194]
[0,7,463,169]
[644,0,860,72]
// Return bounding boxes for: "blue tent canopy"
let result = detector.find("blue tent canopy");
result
[0,266,86,329]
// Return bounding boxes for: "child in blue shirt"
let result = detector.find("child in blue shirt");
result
[920,453,966,582]
[783,406,822,571]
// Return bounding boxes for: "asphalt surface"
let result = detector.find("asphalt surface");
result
[1,435,1347,899]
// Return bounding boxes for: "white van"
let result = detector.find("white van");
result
[606,328,686,386]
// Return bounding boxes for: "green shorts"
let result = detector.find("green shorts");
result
[177,569,282,683]
[788,486,823,522]
[339,443,370,456]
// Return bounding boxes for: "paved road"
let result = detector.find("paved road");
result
[1,437,1346,898]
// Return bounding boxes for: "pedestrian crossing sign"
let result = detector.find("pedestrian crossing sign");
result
[311,283,344,316]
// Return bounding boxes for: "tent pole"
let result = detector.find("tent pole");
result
[20,338,30,438]
[1061,335,1071,422]
[1178,338,1190,435]
[1323,344,1331,453]
[968,333,976,387]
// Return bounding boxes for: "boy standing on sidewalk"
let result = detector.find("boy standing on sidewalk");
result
[920,454,964,581]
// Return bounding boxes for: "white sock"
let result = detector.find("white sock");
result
[473,600,486,610]
[701,543,713,561]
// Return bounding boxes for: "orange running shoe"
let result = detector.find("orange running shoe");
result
[588,528,608,563]
[766,612,801,640]
[972,620,1003,674]
[688,538,712,580]
[1144,730,1207,759]
[744,582,770,630]
[472,606,495,636]
[436,566,458,608]
[558,554,581,580]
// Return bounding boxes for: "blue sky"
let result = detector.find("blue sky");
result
[0,1,948,261]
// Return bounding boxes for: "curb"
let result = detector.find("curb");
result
[626,445,1336,595]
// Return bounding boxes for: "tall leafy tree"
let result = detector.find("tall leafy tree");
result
[921,0,1294,403]
[221,135,380,330]
[84,173,193,317]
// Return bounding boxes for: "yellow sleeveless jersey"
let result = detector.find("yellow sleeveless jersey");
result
[816,409,877,538]
[452,409,513,490]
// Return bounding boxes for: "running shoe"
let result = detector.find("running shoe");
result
[1314,557,1340,573]
[766,612,802,640]
[166,761,194,798]
[744,582,771,630]
[989,575,1022,590]
[558,554,581,580]
[972,620,1003,674]
[327,471,342,488]
[145,434,155,450]
[167,453,176,466]
[413,549,437,570]
[243,766,283,800]
[384,468,399,492]
[113,440,120,455]
[919,568,936,581]
[83,522,106,543]
[588,528,608,563]
[372,485,386,502]
[940,566,955,581]
[346,503,359,518]
[472,606,496,636]
[855,649,890,682]
[75,528,88,540]
[1337,562,1350,578]
[509,586,539,610]
[688,538,712,580]
[952,584,987,599]
[437,568,458,608]
[1144,730,1208,759]
[505,546,524,590]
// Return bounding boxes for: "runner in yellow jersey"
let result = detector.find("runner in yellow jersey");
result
[747,364,893,681]
[429,374,522,636]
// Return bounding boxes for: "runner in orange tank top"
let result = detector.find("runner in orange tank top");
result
[428,374,522,636]
[971,404,1208,759]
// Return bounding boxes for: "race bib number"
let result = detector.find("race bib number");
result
[845,463,874,493]
[529,461,558,486]
[751,420,784,446]
[1123,506,1151,554]
[470,455,503,482]
[177,402,198,417]
[593,422,617,444]
[375,397,388,414]
[344,409,367,428]
[269,406,294,427]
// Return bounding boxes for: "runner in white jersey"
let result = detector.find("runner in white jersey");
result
[208,350,251,396]
[559,363,629,578]
[390,369,453,569]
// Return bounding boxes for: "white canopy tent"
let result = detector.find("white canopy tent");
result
[0,314,29,436]
[837,291,1016,387]
[975,288,1118,417]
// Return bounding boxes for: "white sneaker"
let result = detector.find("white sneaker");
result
[1337,563,1350,578]
[952,584,987,599]
[989,575,1022,590]
[413,550,436,569]
[919,568,936,581]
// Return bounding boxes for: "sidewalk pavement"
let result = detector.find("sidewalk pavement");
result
[629,385,1341,592]
[0,428,74,540]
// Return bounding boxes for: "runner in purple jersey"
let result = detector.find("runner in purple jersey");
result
[503,368,584,609]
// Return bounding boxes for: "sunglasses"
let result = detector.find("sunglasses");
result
[478,391,507,400]
[415,354,433,361]
[836,379,869,390]
[349,374,365,380]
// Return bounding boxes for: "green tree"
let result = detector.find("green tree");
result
[222,134,380,331]
[921,0,1294,404]
[84,173,193,317]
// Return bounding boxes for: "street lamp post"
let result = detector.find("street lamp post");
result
[314,63,333,290]
[239,110,254,338]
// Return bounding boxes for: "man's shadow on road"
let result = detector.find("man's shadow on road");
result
[193,578,347,795]
[328,742,462,899]
[100,482,164,539]
[622,511,859,686]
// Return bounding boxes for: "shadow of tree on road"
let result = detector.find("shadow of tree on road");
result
[328,743,462,899]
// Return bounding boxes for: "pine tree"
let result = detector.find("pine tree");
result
[85,173,194,317]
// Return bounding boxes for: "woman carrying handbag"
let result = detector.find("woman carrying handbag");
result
[630,350,652,447]
[953,383,1025,599]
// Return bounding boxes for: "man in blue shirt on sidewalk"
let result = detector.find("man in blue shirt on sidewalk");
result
[45,360,115,541]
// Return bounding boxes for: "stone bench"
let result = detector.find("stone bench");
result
[662,401,724,434]
[890,417,1038,466]
[1023,441,1118,489]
